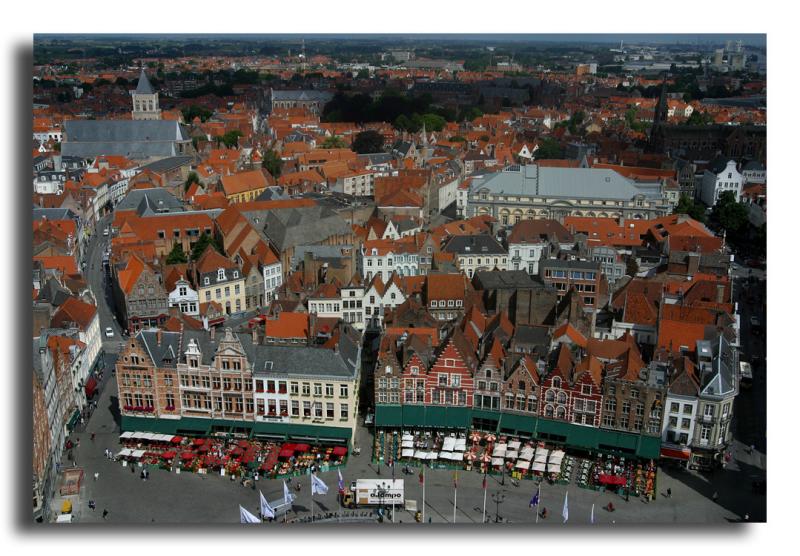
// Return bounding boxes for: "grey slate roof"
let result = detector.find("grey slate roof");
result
[271,90,333,102]
[62,120,189,160]
[255,186,289,202]
[358,153,393,166]
[471,165,662,201]
[443,235,507,256]
[512,325,551,348]
[116,188,185,216]
[474,270,537,290]
[32,208,78,222]
[243,206,352,252]
[135,69,156,95]
[138,329,182,369]
[539,258,601,272]
[700,335,737,398]
[139,156,194,174]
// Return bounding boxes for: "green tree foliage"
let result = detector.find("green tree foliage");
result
[182,105,213,123]
[458,106,483,122]
[351,130,385,154]
[166,242,188,265]
[184,171,200,192]
[674,195,707,223]
[321,135,347,149]
[448,136,467,143]
[217,130,243,148]
[534,137,564,159]
[191,232,224,261]
[685,110,715,126]
[262,149,282,179]
[713,191,749,235]
[356,69,369,79]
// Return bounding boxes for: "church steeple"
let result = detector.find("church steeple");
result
[131,67,161,121]
[649,72,669,153]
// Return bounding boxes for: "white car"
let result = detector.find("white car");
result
[105,327,114,338]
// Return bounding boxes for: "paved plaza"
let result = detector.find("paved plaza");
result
[52,369,766,525]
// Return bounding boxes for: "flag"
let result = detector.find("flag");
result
[337,469,345,493]
[529,485,540,508]
[562,491,569,523]
[283,481,294,505]
[259,491,275,520]
[453,471,458,489]
[419,466,424,485]
[239,505,261,524]
[590,503,595,525]
[311,473,329,495]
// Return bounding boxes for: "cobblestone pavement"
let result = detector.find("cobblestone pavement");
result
[55,370,765,525]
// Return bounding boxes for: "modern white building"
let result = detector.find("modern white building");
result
[698,159,743,206]
[360,239,420,282]
[262,260,283,304]
[168,277,200,316]
[364,274,407,330]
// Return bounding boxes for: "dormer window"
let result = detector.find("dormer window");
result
[204,277,210,286]
[430,300,436,308]
[217,269,225,281]
[233,271,239,279]
[553,377,562,389]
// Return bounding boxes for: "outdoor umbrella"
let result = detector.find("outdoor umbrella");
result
[170,436,183,444]
[193,438,205,446]
[180,452,194,460]
[484,433,497,443]
[470,431,482,443]
[161,450,176,460]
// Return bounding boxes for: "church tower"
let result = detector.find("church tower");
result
[131,68,161,121]
[648,72,669,153]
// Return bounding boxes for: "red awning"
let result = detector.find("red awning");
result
[598,474,627,486]
[170,436,183,444]
[198,444,209,453]
[294,443,311,453]
[237,440,249,448]
[660,447,691,461]
[230,447,243,456]
[278,449,294,459]
[282,443,296,452]
[193,438,206,446]
[180,452,195,460]
[84,376,98,397]
[332,446,347,457]
[161,451,176,460]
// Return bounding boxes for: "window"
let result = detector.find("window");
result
[557,392,567,404]
[683,404,693,415]
[326,403,335,418]
[545,390,555,402]
[451,375,461,387]
[622,401,631,414]
[669,416,678,427]
[302,383,310,396]
[340,384,348,398]
[438,374,448,386]
[325,384,334,397]
[670,402,680,413]
[630,389,639,400]
[605,399,616,412]
[291,401,299,417]
[290,382,298,395]
[340,404,349,420]
[303,401,311,417]
[704,405,714,417]
[700,426,711,442]
[581,385,591,395]
[603,414,614,427]
[681,418,691,429]
[552,377,561,389]
[314,383,322,396]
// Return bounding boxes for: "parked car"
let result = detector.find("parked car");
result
[105,327,114,338]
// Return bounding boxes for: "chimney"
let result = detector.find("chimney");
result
[716,283,725,304]
[687,253,700,276]
[156,328,162,346]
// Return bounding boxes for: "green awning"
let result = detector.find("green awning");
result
[402,405,427,427]
[498,412,538,435]
[424,406,447,428]
[66,409,80,431]
[444,407,471,429]
[120,416,351,441]
[375,405,403,427]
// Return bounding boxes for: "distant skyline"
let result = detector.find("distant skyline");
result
[34,33,766,48]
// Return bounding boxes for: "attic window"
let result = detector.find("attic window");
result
[233,271,239,279]
[204,277,210,286]
[217,269,225,281]
[264,361,273,371]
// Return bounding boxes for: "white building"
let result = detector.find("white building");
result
[307,283,343,320]
[167,277,200,316]
[363,274,407,330]
[507,219,574,276]
[699,159,743,206]
[33,173,66,195]
[360,239,420,282]
[341,279,366,330]
[442,235,508,279]
[332,169,376,197]
[262,259,283,304]
[740,160,766,184]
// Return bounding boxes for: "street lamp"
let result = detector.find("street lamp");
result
[491,491,506,523]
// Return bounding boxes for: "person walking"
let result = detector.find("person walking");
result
[667,488,672,498]
[102,509,109,520]
[94,472,99,482]
[88,500,96,511]
[712,491,719,502]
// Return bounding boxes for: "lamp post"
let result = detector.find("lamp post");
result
[492,491,506,523]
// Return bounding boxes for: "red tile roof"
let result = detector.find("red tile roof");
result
[264,312,309,339]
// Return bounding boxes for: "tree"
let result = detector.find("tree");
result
[674,194,706,223]
[262,149,282,179]
[535,137,564,159]
[218,130,243,148]
[191,232,224,261]
[685,110,714,126]
[181,105,213,123]
[713,191,749,235]
[356,69,369,79]
[166,242,188,264]
[184,171,200,192]
[321,135,346,149]
[351,130,384,154]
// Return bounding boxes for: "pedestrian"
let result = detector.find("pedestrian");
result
[744,513,750,522]
[94,472,99,481]
[91,432,95,441]
[667,487,672,498]
[88,500,95,511]
[750,444,755,455]
[428,517,432,524]
[102,509,108,520]
[131,464,135,474]
[712,491,719,502]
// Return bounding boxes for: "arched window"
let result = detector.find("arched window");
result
[545,405,554,418]
[557,392,567,404]
[545,390,555,403]
[552,377,561,389]
[556,406,566,419]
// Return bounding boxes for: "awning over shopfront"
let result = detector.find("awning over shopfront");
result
[84,376,98,398]
[660,447,691,461]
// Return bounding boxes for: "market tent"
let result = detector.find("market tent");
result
[492,444,507,457]
[161,450,176,459]
[549,450,565,463]
[505,450,518,460]
[519,447,535,461]
[402,433,414,442]
[531,461,547,472]
[469,431,482,443]
[401,439,414,448]
[140,432,156,441]
[452,452,465,461]
[401,448,415,457]
[116,448,132,458]
[130,449,146,459]
[534,448,549,463]
[294,443,311,453]
[278,449,294,459]
[598,474,627,486]
[170,436,183,444]
[546,463,561,473]
[480,453,491,463]
[454,438,467,451]
[193,438,205,446]
[508,440,521,450]
[491,457,505,466]
[119,431,134,439]
[180,452,194,460]
[426,452,439,460]
[515,460,530,470]
[332,446,348,457]
[442,437,456,452]
[84,376,98,398]
[439,451,453,461]
[414,450,428,459]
